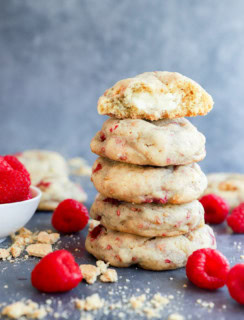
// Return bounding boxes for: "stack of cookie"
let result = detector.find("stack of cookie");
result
[86,72,216,270]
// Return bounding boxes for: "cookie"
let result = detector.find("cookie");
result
[91,117,206,166]
[37,176,87,211]
[17,150,87,210]
[85,223,216,270]
[91,157,207,204]
[90,194,204,237]
[204,173,244,210]
[97,72,213,120]
[17,150,68,185]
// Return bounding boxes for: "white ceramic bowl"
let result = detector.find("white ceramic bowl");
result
[0,186,41,242]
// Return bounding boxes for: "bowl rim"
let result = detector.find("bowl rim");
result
[0,186,42,207]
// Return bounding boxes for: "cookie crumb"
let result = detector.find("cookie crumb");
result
[26,244,52,258]
[79,265,99,284]
[168,313,184,320]
[37,231,60,244]
[143,307,159,319]
[75,294,104,311]
[0,249,10,260]
[130,294,146,309]
[68,157,92,176]
[150,293,169,308]
[196,299,214,309]
[1,300,47,319]
[100,269,118,283]
[96,260,109,274]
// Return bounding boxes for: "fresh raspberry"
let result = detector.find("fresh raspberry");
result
[4,155,31,184]
[0,156,12,172]
[52,199,89,233]
[186,248,230,290]
[226,263,244,304]
[31,250,82,292]
[199,194,229,224]
[0,170,30,204]
[227,203,244,233]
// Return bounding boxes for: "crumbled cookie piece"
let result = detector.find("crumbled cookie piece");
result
[143,307,159,319]
[96,260,109,274]
[79,265,99,284]
[0,249,10,259]
[130,294,146,309]
[100,269,118,283]
[168,313,184,320]
[150,293,169,308]
[196,299,214,309]
[75,294,104,311]
[1,300,47,319]
[10,244,25,258]
[26,244,52,258]
[68,157,92,176]
[37,231,60,244]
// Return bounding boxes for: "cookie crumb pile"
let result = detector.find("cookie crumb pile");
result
[86,71,216,270]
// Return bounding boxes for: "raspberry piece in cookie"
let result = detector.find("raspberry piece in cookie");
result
[31,250,82,292]
[227,263,244,304]
[186,248,230,290]
[52,199,89,233]
[0,170,31,204]
[199,194,229,224]
[227,203,244,233]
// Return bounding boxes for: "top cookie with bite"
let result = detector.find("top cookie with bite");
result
[97,71,213,120]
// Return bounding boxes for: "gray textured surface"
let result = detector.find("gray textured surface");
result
[0,185,243,320]
[0,0,244,172]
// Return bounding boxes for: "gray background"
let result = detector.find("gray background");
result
[0,0,244,173]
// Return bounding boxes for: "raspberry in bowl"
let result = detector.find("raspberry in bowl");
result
[0,155,41,242]
[0,186,41,242]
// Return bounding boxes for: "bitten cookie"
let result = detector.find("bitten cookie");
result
[98,72,213,120]
[204,173,244,210]
[91,118,206,166]
[90,194,205,237]
[91,157,207,204]
[85,223,216,270]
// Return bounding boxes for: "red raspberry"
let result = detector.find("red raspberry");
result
[227,203,244,233]
[0,156,12,172]
[186,248,230,290]
[52,199,89,233]
[0,170,30,204]
[199,194,229,224]
[4,155,31,184]
[227,263,244,304]
[92,163,102,173]
[31,250,82,292]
